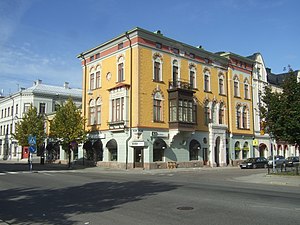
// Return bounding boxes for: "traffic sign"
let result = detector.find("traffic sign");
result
[28,135,36,145]
[29,145,36,153]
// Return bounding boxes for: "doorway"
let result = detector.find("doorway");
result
[134,147,143,168]
[214,137,220,167]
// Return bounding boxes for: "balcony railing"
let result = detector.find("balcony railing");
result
[168,80,194,91]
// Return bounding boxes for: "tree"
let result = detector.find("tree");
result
[50,98,86,167]
[14,105,46,153]
[260,69,300,146]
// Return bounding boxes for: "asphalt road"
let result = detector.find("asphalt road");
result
[0,162,299,225]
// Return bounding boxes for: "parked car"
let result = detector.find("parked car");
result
[285,156,299,167]
[240,157,268,169]
[267,155,286,167]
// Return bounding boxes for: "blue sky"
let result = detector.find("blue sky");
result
[0,0,299,95]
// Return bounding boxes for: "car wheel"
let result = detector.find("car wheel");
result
[253,164,257,169]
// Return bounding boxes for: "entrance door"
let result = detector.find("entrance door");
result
[214,137,220,167]
[134,148,143,168]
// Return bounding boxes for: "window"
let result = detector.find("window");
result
[89,100,95,125]
[169,99,196,123]
[219,103,224,124]
[204,70,210,92]
[118,42,123,49]
[204,101,210,125]
[112,97,124,122]
[153,92,163,122]
[235,141,241,159]
[1,109,3,118]
[172,48,179,54]
[7,107,10,117]
[219,75,225,94]
[242,106,248,129]
[39,103,46,114]
[117,56,125,82]
[90,73,95,90]
[189,65,196,89]
[172,60,179,87]
[153,54,162,82]
[169,100,177,122]
[236,105,241,128]
[95,53,100,59]
[16,104,18,114]
[189,53,195,59]
[90,55,94,61]
[244,80,249,99]
[4,108,6,117]
[155,42,162,49]
[242,142,249,159]
[24,103,30,113]
[234,77,240,97]
[11,106,13,116]
[211,102,216,124]
[96,98,102,124]
[96,71,101,88]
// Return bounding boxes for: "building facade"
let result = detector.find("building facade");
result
[0,80,82,161]
[78,27,298,169]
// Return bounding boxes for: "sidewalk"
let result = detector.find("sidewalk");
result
[1,159,299,187]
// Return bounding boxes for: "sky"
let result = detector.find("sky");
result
[0,0,299,96]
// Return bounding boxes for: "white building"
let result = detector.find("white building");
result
[0,80,82,161]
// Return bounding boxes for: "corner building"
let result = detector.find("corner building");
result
[78,27,254,169]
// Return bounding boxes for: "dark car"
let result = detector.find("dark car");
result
[240,157,268,169]
[285,156,299,167]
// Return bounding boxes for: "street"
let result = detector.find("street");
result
[0,162,300,225]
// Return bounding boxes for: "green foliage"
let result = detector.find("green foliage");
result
[260,70,300,145]
[50,98,86,149]
[14,105,46,147]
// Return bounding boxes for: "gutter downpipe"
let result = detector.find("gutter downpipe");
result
[79,53,87,165]
[125,31,133,170]
[226,65,233,166]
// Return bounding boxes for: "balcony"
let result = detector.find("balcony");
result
[168,80,194,91]
[168,79,197,131]
[108,120,126,131]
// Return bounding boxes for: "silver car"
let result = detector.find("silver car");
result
[267,155,286,167]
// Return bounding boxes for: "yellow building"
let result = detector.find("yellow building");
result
[78,27,254,169]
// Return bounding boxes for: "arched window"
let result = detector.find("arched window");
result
[242,106,248,129]
[218,74,225,95]
[219,102,225,124]
[244,79,249,99]
[89,68,95,90]
[189,64,196,89]
[204,100,210,125]
[236,105,241,128]
[95,65,101,89]
[235,141,241,159]
[153,53,163,82]
[233,76,240,97]
[211,101,217,124]
[242,142,249,159]
[172,59,179,87]
[204,69,210,92]
[153,92,163,122]
[89,99,95,125]
[96,97,102,125]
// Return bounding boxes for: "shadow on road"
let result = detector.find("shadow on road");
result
[0,161,93,173]
[0,179,179,224]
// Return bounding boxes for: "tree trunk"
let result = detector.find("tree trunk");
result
[68,148,71,168]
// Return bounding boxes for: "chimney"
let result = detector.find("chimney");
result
[34,79,42,86]
[64,82,69,89]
